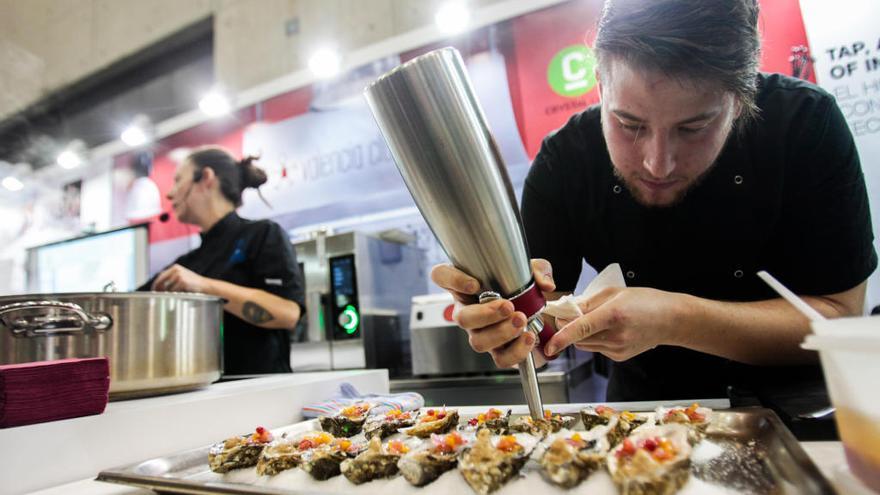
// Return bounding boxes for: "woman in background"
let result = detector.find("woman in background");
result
[141,146,304,375]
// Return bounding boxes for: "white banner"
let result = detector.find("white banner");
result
[800,0,880,312]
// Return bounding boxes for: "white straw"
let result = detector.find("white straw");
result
[757,271,827,322]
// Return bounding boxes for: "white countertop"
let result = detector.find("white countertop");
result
[2,370,389,495]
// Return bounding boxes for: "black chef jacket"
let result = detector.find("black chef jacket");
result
[140,212,306,375]
[522,73,877,401]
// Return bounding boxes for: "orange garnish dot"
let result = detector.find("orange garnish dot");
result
[341,404,368,418]
[387,440,409,454]
[596,405,615,416]
[496,435,521,453]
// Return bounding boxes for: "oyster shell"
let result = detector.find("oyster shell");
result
[656,403,712,442]
[458,429,533,495]
[363,408,417,440]
[398,431,469,487]
[605,411,649,447]
[208,426,273,473]
[405,408,459,438]
[509,411,576,436]
[540,430,609,488]
[461,408,511,434]
[318,402,372,438]
[301,437,363,480]
[255,431,334,476]
[580,404,619,430]
[341,436,409,484]
[607,423,692,495]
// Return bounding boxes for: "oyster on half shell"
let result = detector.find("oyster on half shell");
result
[208,426,273,473]
[540,429,609,488]
[255,431,334,476]
[458,429,534,495]
[318,402,372,438]
[300,437,364,480]
[405,408,459,438]
[580,404,620,430]
[605,411,649,447]
[606,423,693,495]
[341,436,410,484]
[656,403,712,442]
[363,408,417,440]
[509,410,576,436]
[461,408,511,435]
[398,431,469,487]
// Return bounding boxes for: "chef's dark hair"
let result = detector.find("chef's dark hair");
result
[594,0,761,126]
[186,146,268,207]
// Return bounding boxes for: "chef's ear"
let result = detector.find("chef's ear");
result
[733,96,744,120]
[199,166,217,186]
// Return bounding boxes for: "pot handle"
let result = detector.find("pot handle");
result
[0,300,113,337]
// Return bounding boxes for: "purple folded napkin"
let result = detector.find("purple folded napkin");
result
[0,357,110,428]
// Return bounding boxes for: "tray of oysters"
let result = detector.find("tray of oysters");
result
[97,402,834,494]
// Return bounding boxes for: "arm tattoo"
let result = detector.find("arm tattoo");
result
[242,301,274,324]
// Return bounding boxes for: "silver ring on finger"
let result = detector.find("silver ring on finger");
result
[478,291,501,304]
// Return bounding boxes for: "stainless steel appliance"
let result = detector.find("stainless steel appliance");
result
[410,293,497,376]
[0,292,223,399]
[291,231,427,375]
[365,47,548,419]
[392,353,598,406]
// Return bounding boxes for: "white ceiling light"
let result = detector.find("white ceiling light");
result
[57,150,82,170]
[435,2,471,35]
[308,48,342,79]
[2,176,23,192]
[121,123,148,147]
[199,91,231,117]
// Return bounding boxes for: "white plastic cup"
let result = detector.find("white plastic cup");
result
[802,316,880,492]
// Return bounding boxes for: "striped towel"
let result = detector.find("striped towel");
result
[301,382,424,418]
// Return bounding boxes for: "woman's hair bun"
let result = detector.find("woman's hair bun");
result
[238,155,268,189]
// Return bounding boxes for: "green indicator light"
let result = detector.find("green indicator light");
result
[342,305,359,334]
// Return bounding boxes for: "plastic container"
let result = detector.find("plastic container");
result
[802,316,880,493]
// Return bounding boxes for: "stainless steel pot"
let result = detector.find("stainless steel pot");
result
[0,292,223,399]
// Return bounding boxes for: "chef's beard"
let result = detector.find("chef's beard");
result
[611,158,720,209]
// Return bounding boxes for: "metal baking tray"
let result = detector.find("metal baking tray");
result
[97,404,835,494]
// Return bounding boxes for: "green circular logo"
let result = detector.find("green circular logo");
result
[547,45,597,98]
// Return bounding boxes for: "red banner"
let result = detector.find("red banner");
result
[505,0,812,160]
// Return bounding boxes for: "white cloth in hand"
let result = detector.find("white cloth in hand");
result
[542,263,627,320]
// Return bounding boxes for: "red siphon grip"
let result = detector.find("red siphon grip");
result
[509,282,559,359]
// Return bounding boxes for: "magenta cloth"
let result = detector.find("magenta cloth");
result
[0,357,110,428]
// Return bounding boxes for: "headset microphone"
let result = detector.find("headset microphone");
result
[162,168,203,223]
[177,168,203,206]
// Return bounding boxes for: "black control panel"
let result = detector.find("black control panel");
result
[328,254,360,340]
